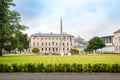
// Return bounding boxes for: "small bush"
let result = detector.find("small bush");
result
[0,64,11,72]
[12,63,23,72]
[70,49,79,55]
[24,63,36,72]
[32,48,39,53]
[36,63,45,72]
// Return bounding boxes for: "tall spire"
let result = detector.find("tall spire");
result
[60,18,64,56]
[60,18,62,34]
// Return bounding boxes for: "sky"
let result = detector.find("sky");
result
[13,0,120,40]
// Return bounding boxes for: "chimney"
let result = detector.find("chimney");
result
[60,18,62,35]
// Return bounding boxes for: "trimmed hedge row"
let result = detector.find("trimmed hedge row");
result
[0,63,120,72]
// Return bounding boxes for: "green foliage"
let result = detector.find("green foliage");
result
[0,64,11,72]
[84,36,105,52]
[12,63,23,72]
[16,32,29,53]
[32,48,40,53]
[70,49,79,55]
[0,0,28,56]
[0,63,120,72]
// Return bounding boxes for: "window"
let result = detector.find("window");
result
[45,38,47,40]
[45,43,47,46]
[41,38,43,40]
[37,42,39,46]
[52,42,54,46]
[59,43,61,46]
[49,48,51,51]
[70,37,72,42]
[67,43,69,46]
[42,48,44,51]
[37,38,39,40]
[56,43,58,46]
[33,42,35,46]
[45,48,47,51]
[49,38,51,40]
[33,37,35,40]
[56,48,58,51]
[67,48,69,51]
[63,43,65,46]
[52,38,54,40]
[53,48,55,52]
[56,38,58,40]
[42,43,44,46]
[49,43,50,46]
[63,48,64,51]
[67,37,69,40]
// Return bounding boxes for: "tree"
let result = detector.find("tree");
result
[15,32,29,53]
[70,48,79,55]
[17,44,24,53]
[4,36,17,53]
[0,0,28,56]
[84,36,105,54]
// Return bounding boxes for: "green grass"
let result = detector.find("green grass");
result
[0,54,120,65]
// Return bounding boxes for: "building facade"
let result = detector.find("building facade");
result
[97,36,115,53]
[29,33,74,54]
[97,30,120,53]
[74,36,87,53]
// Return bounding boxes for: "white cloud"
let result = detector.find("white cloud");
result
[19,0,120,40]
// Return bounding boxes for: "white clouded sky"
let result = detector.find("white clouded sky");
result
[13,0,120,40]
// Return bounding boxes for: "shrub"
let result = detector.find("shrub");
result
[12,63,23,72]
[111,64,120,72]
[70,49,79,55]
[0,63,120,72]
[36,63,45,72]
[32,48,39,53]
[24,63,36,72]
[0,64,11,72]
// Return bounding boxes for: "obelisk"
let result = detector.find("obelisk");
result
[60,18,64,56]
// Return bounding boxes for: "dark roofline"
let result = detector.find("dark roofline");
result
[30,33,74,37]
[100,35,114,38]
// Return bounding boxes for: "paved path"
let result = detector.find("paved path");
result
[0,73,120,80]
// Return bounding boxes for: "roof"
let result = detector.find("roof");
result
[114,29,120,34]
[30,33,74,37]
[100,35,114,38]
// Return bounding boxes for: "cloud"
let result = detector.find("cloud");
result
[13,0,120,40]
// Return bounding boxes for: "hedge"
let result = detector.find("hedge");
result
[0,63,120,72]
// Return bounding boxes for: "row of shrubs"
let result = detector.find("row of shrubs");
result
[0,63,120,72]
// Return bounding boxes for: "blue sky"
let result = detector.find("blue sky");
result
[13,0,120,40]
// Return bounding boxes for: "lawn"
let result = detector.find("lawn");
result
[0,54,120,65]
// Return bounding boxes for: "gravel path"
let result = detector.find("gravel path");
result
[0,73,120,80]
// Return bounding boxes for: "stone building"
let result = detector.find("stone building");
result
[29,19,74,55]
[97,29,120,53]
[97,36,115,53]
[74,36,87,53]
[113,30,120,53]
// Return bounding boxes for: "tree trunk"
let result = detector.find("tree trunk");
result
[0,40,3,56]
[0,50,2,56]
[0,36,3,56]
[93,50,96,54]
